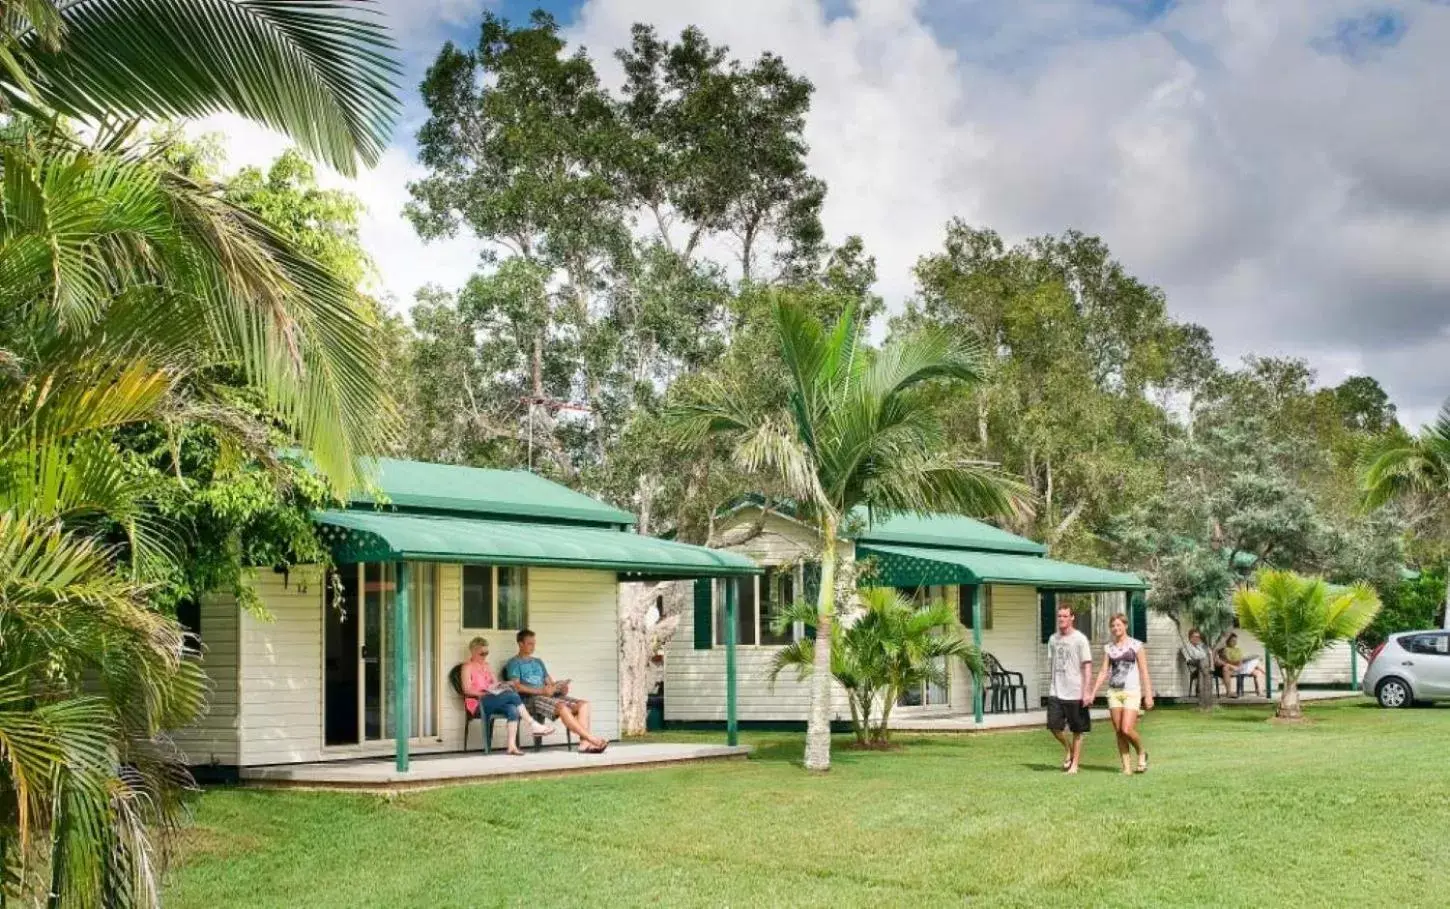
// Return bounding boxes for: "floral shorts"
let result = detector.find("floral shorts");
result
[1107,689,1142,712]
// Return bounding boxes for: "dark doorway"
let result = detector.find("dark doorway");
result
[324,565,360,746]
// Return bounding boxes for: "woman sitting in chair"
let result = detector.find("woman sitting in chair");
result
[1217,633,1265,698]
[460,636,552,755]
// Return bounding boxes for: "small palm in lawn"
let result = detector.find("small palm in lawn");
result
[770,587,983,746]
[667,296,1020,771]
[1234,570,1381,720]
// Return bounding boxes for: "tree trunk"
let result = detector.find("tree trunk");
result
[1277,671,1303,719]
[804,526,838,771]
[1044,454,1054,515]
[617,581,685,736]
[636,473,655,537]
[977,399,988,446]
[1196,660,1215,712]
[848,692,867,745]
[1442,565,1450,630]
[875,695,896,744]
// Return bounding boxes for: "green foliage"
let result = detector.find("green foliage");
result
[667,293,1019,768]
[402,11,829,497]
[0,3,400,904]
[1235,570,1380,718]
[769,587,980,744]
[0,0,401,175]
[1363,566,1445,647]
[895,222,1200,561]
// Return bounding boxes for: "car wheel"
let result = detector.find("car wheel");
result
[1377,677,1412,709]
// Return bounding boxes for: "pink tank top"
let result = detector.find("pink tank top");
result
[463,661,495,714]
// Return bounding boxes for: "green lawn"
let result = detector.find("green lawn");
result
[165,699,1449,909]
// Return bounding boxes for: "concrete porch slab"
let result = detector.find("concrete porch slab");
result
[241,742,750,790]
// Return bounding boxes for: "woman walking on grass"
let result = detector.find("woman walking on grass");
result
[1091,613,1154,775]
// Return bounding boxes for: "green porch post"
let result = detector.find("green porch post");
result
[393,561,412,773]
[725,577,738,747]
[971,585,984,724]
[1265,656,1273,698]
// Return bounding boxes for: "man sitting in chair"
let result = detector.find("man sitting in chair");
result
[504,629,609,753]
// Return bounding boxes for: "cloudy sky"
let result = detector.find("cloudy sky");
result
[206,0,1450,426]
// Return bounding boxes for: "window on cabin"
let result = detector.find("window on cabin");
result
[759,566,794,645]
[711,568,809,647]
[462,565,493,629]
[176,598,201,655]
[461,566,528,630]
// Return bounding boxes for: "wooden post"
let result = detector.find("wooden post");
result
[725,578,738,747]
[972,585,985,725]
[393,561,412,773]
[1350,642,1359,689]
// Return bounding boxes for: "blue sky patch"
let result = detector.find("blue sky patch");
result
[1313,9,1408,61]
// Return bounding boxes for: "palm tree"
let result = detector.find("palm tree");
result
[770,587,982,746]
[667,296,1020,770]
[0,2,399,903]
[1233,569,1381,719]
[1361,401,1450,628]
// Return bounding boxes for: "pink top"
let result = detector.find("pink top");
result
[463,660,497,715]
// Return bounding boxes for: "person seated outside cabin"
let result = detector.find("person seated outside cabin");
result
[1180,628,1212,689]
[1217,633,1266,697]
[460,636,552,756]
[504,629,610,754]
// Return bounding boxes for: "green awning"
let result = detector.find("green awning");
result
[857,542,1146,591]
[314,510,759,580]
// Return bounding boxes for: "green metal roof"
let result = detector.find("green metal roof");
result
[315,510,758,579]
[858,541,1146,591]
[850,510,1048,555]
[350,458,635,526]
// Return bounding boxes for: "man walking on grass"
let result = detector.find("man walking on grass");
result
[1047,604,1094,774]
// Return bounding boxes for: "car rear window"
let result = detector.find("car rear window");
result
[1403,634,1450,656]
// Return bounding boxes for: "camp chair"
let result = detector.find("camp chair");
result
[448,663,542,755]
[982,652,1027,713]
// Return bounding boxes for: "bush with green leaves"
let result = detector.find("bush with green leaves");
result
[769,587,982,746]
[1234,569,1381,719]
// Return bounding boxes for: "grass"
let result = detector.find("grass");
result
[164,699,1450,909]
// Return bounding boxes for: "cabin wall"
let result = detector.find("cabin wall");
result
[950,585,1043,710]
[442,567,621,750]
[170,592,241,766]
[664,510,855,722]
[237,568,328,766]
[225,563,622,766]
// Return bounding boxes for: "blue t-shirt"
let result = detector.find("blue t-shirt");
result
[504,656,548,687]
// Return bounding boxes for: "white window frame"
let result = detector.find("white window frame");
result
[895,584,953,709]
[459,564,529,632]
[713,563,812,648]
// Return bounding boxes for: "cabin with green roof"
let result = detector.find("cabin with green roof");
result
[664,504,1150,724]
[171,457,757,778]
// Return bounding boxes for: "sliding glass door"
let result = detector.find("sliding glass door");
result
[325,562,439,746]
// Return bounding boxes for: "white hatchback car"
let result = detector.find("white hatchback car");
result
[1363,630,1450,708]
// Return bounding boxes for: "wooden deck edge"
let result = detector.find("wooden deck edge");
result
[240,751,751,793]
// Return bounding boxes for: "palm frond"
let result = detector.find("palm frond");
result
[7,0,401,175]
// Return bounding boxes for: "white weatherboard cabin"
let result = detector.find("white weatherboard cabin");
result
[663,504,1365,724]
[665,506,1151,724]
[171,458,757,778]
